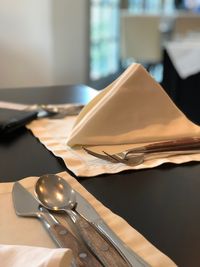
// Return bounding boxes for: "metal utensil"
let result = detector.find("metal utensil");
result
[12,182,102,267]
[83,147,200,165]
[35,174,131,267]
[74,188,150,267]
[26,103,84,119]
[83,137,200,165]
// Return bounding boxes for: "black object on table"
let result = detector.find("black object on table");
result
[161,49,200,125]
[1,84,200,267]
[0,108,38,136]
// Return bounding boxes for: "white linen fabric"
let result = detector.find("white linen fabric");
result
[67,63,200,146]
[24,63,200,176]
[0,244,72,267]
[0,172,177,267]
[165,38,200,79]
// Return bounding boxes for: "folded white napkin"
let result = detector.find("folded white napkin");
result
[67,63,200,147]
[0,244,72,267]
[25,63,200,176]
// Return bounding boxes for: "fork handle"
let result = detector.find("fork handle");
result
[126,137,200,156]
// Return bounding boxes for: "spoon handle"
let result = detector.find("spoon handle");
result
[39,207,102,267]
[68,209,131,267]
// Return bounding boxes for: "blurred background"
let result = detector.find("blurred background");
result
[0,0,199,90]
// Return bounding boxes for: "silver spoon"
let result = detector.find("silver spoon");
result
[35,174,131,267]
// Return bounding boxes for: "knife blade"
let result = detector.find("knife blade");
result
[75,189,151,267]
[12,182,103,267]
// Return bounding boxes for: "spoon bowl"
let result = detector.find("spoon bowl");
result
[35,174,76,211]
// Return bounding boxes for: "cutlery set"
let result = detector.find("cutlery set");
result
[13,182,99,267]
[12,174,149,267]
[83,137,200,165]
[26,103,84,119]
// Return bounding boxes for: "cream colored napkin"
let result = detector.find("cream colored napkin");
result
[67,63,200,146]
[0,244,72,267]
[25,63,200,176]
[0,172,176,267]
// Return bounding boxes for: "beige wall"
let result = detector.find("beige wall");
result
[0,0,89,89]
[52,0,89,86]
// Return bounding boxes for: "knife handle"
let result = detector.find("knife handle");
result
[68,210,130,267]
[39,208,102,267]
[127,137,200,155]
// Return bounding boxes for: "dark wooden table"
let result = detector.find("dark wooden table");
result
[1,84,200,267]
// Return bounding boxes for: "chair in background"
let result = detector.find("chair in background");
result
[120,12,162,70]
[172,13,200,39]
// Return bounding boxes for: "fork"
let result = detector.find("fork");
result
[83,137,200,165]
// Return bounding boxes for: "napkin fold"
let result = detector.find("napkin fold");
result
[0,244,72,267]
[67,63,200,147]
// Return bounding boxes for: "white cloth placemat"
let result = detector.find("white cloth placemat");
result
[25,64,200,177]
[0,171,177,267]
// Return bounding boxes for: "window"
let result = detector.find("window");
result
[128,0,175,14]
[90,0,120,81]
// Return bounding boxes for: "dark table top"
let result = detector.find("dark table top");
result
[1,84,200,267]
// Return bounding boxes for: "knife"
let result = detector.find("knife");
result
[12,182,103,267]
[75,189,151,267]
[30,103,84,119]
